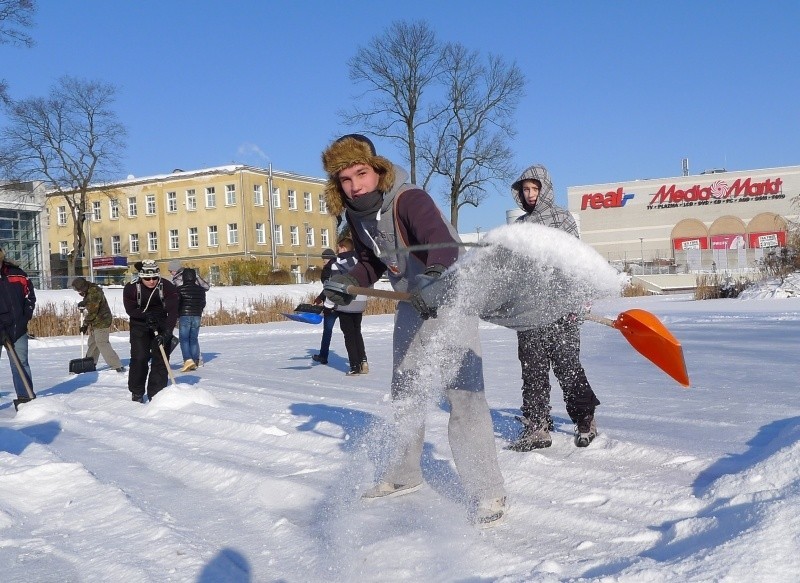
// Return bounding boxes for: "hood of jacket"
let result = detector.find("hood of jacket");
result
[512,164,555,214]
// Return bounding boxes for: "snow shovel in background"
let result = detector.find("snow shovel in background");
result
[69,310,96,374]
[281,303,324,325]
[583,310,690,388]
[341,284,690,388]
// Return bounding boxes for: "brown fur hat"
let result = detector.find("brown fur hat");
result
[321,134,395,217]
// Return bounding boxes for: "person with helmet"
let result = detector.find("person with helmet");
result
[122,260,178,402]
[71,276,125,372]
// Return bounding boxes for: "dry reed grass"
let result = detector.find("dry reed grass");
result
[29,293,399,338]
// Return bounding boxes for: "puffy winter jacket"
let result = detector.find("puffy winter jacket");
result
[175,268,207,317]
[0,260,36,342]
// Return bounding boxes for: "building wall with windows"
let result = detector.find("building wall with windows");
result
[45,165,336,285]
[567,165,800,271]
[0,181,48,287]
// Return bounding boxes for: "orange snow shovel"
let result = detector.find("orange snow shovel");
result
[580,310,689,387]
[344,285,690,388]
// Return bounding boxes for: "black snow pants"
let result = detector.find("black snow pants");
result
[128,324,170,399]
[337,311,366,369]
[516,317,600,425]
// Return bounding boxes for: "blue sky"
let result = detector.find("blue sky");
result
[3,0,799,233]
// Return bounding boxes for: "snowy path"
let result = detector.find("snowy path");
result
[1,294,799,581]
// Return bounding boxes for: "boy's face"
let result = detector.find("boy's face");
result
[337,163,380,199]
[522,180,540,206]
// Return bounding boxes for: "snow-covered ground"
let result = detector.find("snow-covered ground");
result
[2,276,799,582]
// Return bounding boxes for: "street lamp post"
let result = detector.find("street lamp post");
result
[639,237,644,274]
[85,211,94,283]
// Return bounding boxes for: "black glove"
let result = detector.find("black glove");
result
[323,273,359,306]
[409,265,446,320]
[155,332,171,347]
[145,314,160,331]
[79,324,88,334]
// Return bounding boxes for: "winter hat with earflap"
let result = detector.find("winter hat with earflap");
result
[321,134,396,217]
[138,259,160,278]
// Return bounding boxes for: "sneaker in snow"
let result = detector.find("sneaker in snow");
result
[475,496,507,527]
[181,359,197,372]
[361,481,423,500]
[311,354,328,365]
[574,414,597,448]
[505,417,552,451]
[345,366,361,376]
[360,360,369,374]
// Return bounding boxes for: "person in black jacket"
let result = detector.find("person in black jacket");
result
[311,248,338,365]
[123,260,179,402]
[0,247,36,409]
[168,259,209,372]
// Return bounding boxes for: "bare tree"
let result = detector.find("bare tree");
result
[341,20,443,184]
[419,44,524,229]
[1,76,127,277]
[0,0,36,104]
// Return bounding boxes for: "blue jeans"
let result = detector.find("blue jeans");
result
[1,333,34,398]
[178,316,202,363]
[318,310,339,359]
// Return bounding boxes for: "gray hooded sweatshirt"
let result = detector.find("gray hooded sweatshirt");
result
[512,164,579,238]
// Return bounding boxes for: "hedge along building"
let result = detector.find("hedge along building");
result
[45,165,335,287]
[567,165,799,273]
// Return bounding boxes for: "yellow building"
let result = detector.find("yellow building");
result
[45,165,336,285]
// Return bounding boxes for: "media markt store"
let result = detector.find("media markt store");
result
[568,165,800,273]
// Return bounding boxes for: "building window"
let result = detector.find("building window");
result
[255,222,266,244]
[93,237,103,257]
[167,191,177,213]
[253,184,263,206]
[112,235,121,255]
[290,225,299,246]
[227,223,238,245]
[205,186,216,208]
[288,190,297,210]
[208,225,218,247]
[188,227,199,248]
[186,189,197,211]
[147,232,158,252]
[146,194,156,215]
[169,229,179,250]
[303,192,312,212]
[305,225,314,247]
[321,228,329,248]
[273,224,283,245]
[271,187,281,208]
[110,199,120,220]
[128,196,138,217]
[318,194,327,214]
[59,241,68,259]
[129,233,139,253]
[225,184,236,206]
[57,206,67,226]
[92,200,101,221]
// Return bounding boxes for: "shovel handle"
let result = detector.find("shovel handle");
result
[345,285,411,301]
[583,312,617,328]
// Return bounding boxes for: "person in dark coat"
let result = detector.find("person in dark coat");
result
[0,247,36,409]
[311,248,339,365]
[168,259,209,371]
[71,277,125,372]
[122,260,179,402]
[320,134,506,526]
[329,237,369,375]
[507,164,601,450]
